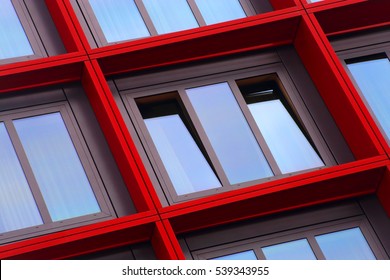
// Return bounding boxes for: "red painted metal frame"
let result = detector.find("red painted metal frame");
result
[0,0,388,259]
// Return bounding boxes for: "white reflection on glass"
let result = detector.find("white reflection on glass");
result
[145,115,221,195]
[13,113,100,222]
[89,0,150,43]
[211,250,257,260]
[249,100,324,174]
[195,0,246,25]
[142,0,198,34]
[316,228,376,260]
[186,82,273,185]
[347,58,390,141]
[262,239,317,260]
[0,123,42,233]
[0,0,33,59]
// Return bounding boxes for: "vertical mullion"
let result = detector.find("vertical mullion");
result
[178,89,231,187]
[134,0,159,36]
[4,120,53,224]
[187,0,207,26]
[306,234,326,260]
[253,247,267,260]
[239,0,257,16]
[228,80,282,176]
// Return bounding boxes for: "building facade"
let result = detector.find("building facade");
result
[0,0,389,260]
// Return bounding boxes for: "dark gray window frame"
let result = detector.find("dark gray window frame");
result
[110,50,349,205]
[332,30,390,144]
[0,85,135,244]
[72,0,272,47]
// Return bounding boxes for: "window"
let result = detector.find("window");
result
[113,51,347,204]
[0,86,135,244]
[74,0,271,46]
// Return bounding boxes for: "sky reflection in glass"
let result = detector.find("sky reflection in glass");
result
[195,0,246,25]
[262,239,317,260]
[212,250,257,260]
[0,0,33,59]
[249,100,324,174]
[0,123,42,233]
[89,0,150,42]
[142,0,198,34]
[186,82,273,185]
[347,58,390,141]
[316,228,376,260]
[145,114,221,195]
[14,113,100,222]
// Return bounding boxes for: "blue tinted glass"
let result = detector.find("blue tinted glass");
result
[0,123,42,233]
[347,58,390,141]
[0,0,33,59]
[186,83,273,185]
[89,0,150,43]
[316,228,376,260]
[142,0,198,34]
[212,250,257,260]
[145,115,221,195]
[262,239,317,260]
[14,113,100,222]
[195,0,246,25]
[249,100,324,174]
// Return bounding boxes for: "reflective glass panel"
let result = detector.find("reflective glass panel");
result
[248,100,324,174]
[316,228,376,260]
[14,113,100,222]
[0,123,42,233]
[347,58,390,141]
[195,0,246,25]
[262,239,317,260]
[142,0,199,34]
[145,115,221,195]
[211,250,257,260]
[89,0,150,43]
[186,82,273,185]
[0,0,34,59]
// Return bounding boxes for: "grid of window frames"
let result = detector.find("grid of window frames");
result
[0,99,117,243]
[75,0,259,45]
[193,219,385,260]
[118,60,336,203]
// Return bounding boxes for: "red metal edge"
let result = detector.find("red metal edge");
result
[0,211,158,260]
[91,12,302,76]
[161,158,388,234]
[82,60,160,211]
[152,221,185,260]
[309,0,390,36]
[0,54,87,93]
[301,0,364,9]
[307,14,390,156]
[294,14,384,159]
[377,165,390,217]
[44,0,85,52]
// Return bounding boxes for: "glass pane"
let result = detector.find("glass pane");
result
[89,0,150,43]
[248,100,324,174]
[145,114,221,195]
[0,0,34,59]
[186,82,273,185]
[13,113,100,222]
[0,123,42,233]
[347,58,390,141]
[211,250,257,260]
[142,0,199,34]
[195,0,246,25]
[262,239,317,260]
[316,228,376,260]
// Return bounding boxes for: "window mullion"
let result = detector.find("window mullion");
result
[253,247,266,260]
[227,80,282,176]
[4,120,53,224]
[306,234,326,260]
[187,0,207,27]
[239,0,256,16]
[134,0,159,36]
[178,88,231,187]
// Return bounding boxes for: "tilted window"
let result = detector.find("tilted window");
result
[73,0,273,46]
